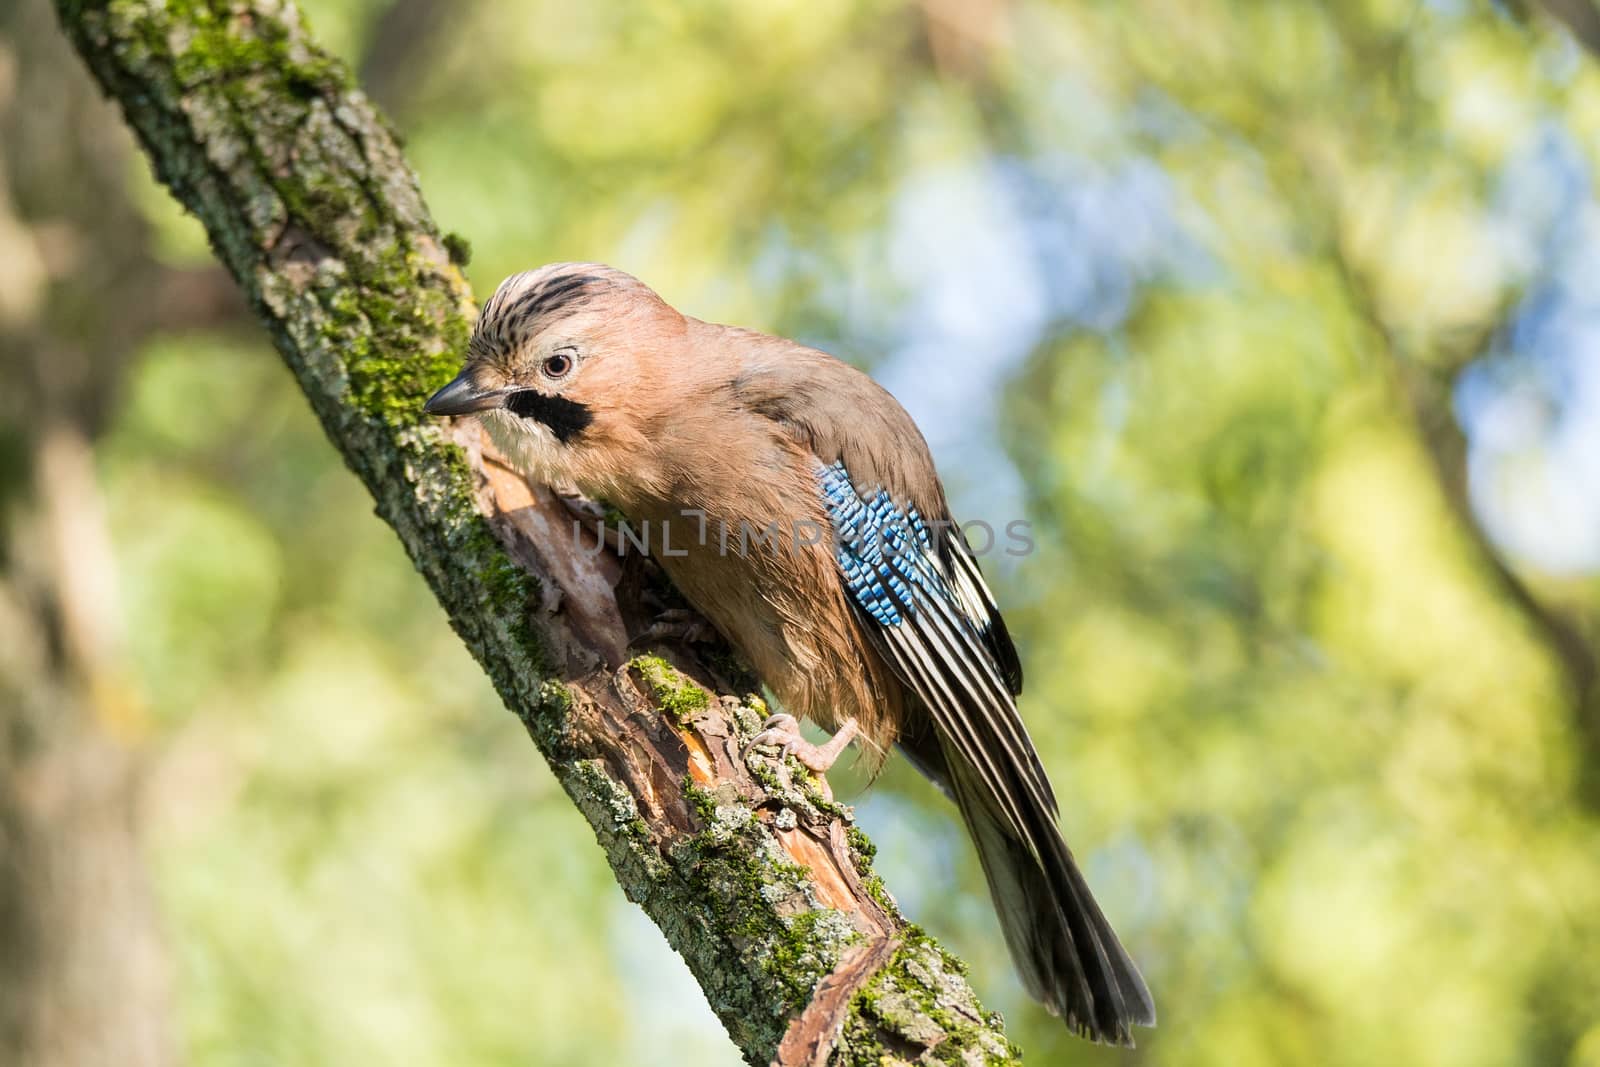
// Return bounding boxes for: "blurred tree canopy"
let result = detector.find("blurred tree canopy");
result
[5,0,1600,1064]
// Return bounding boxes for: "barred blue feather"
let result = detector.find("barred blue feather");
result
[818,460,940,627]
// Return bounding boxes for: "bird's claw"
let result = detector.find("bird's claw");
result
[556,487,625,554]
[630,606,716,648]
[743,713,859,774]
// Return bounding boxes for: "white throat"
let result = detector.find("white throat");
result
[480,407,566,483]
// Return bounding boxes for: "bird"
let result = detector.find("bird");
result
[424,262,1156,1044]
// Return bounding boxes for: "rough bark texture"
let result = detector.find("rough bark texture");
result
[52,1,1021,1063]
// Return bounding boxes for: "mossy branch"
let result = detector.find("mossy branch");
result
[53,1,1020,1062]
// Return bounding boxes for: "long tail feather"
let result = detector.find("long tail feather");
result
[900,721,1154,1045]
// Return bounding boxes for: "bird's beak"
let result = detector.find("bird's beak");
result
[424,371,506,417]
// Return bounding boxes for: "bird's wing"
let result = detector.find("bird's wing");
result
[815,459,1056,818]
[724,341,1025,689]
[730,346,1151,1037]
[943,524,1024,696]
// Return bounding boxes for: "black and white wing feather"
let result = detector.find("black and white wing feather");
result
[817,459,1054,819]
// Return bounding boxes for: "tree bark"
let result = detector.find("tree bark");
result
[51,1,1021,1063]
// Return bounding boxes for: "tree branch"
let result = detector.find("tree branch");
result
[51,1,1019,1062]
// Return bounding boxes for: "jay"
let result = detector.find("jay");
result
[426,263,1155,1044]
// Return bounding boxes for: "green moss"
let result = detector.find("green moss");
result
[327,252,468,428]
[631,654,711,723]
[163,0,347,93]
[478,541,537,616]
[676,804,840,1004]
[858,871,895,914]
[144,0,466,431]
[443,232,473,266]
[454,517,549,679]
[841,825,898,914]
[768,908,861,994]
[841,930,1020,1065]
[742,753,785,795]
[683,779,719,826]
[843,824,876,863]
[537,679,572,715]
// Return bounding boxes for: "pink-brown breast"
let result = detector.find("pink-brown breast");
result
[630,440,906,768]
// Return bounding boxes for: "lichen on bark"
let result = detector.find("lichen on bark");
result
[53,1,1021,1062]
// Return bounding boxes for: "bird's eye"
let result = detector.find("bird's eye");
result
[541,349,576,380]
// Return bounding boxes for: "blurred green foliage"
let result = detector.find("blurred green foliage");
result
[81,0,1600,1064]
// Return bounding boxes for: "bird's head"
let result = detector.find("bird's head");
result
[426,263,682,495]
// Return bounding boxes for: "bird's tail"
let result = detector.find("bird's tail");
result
[944,751,1155,1045]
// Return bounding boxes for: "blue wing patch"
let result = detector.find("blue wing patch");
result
[817,460,942,627]
[815,456,1057,821]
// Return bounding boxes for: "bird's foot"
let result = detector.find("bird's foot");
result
[631,606,717,647]
[556,486,626,554]
[744,714,859,774]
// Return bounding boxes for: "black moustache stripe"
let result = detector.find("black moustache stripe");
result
[505,389,594,443]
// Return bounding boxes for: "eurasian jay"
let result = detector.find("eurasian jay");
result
[425,263,1155,1044]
